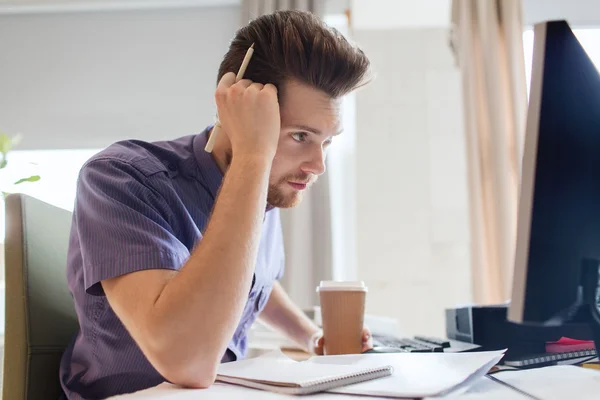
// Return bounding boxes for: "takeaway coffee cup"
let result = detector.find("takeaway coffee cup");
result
[316,281,367,355]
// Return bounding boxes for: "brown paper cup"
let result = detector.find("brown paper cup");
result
[317,281,367,355]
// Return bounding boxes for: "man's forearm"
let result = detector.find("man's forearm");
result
[150,155,272,379]
[259,282,321,353]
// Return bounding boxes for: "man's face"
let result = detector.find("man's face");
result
[267,80,342,208]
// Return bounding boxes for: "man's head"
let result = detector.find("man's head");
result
[217,10,370,208]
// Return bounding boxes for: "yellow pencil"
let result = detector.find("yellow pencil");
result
[205,43,255,153]
[581,362,600,370]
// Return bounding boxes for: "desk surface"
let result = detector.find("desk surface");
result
[110,366,600,400]
[109,376,523,399]
[107,338,600,400]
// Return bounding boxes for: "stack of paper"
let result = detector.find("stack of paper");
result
[492,365,600,400]
[311,350,505,398]
[215,350,393,395]
[109,349,505,399]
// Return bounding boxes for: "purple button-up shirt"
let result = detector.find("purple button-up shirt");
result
[59,128,285,399]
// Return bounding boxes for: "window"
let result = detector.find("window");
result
[0,149,101,242]
[0,148,99,333]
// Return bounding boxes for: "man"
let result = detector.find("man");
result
[59,10,372,399]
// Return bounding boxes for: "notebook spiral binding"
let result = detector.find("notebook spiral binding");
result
[217,364,394,395]
[294,365,394,395]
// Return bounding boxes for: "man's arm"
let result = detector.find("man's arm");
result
[260,282,375,356]
[259,282,321,353]
[101,73,282,388]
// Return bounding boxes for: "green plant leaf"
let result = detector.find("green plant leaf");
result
[0,133,13,155]
[14,175,41,185]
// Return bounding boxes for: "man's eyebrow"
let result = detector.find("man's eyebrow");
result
[287,124,343,136]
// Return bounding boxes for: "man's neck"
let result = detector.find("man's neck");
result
[207,127,275,212]
[208,128,232,175]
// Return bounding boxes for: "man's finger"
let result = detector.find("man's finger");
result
[314,337,325,355]
[217,72,236,90]
[249,82,264,91]
[234,78,253,89]
[362,328,371,341]
[262,83,278,94]
[316,336,324,348]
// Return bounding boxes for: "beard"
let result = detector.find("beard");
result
[267,172,317,208]
[223,151,317,209]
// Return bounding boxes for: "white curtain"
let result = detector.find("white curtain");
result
[240,0,334,308]
[450,0,528,304]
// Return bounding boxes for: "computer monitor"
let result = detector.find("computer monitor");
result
[507,20,600,357]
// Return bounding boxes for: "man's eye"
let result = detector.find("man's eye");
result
[291,132,308,142]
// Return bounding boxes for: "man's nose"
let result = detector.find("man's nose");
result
[301,146,326,176]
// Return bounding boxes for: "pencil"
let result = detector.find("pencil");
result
[205,43,255,153]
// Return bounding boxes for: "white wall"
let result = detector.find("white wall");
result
[0,1,239,13]
[352,0,450,30]
[523,0,600,27]
[350,0,600,31]
[353,27,471,337]
[0,5,240,149]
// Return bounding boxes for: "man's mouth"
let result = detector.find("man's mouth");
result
[287,181,309,191]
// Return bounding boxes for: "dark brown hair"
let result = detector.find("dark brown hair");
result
[217,10,371,100]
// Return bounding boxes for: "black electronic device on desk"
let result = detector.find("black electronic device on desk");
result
[507,18,600,364]
[370,335,449,353]
[368,334,482,354]
[448,19,600,369]
[445,304,596,363]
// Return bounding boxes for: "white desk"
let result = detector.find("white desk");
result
[110,365,600,400]
[107,327,600,400]
[109,327,516,399]
[109,376,523,400]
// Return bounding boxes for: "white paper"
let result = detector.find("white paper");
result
[216,349,390,386]
[492,365,600,400]
[428,375,531,399]
[108,350,506,399]
[306,350,505,398]
[433,355,505,397]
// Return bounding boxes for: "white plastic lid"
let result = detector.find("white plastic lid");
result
[316,281,368,292]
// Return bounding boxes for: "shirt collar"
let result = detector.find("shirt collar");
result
[193,126,224,201]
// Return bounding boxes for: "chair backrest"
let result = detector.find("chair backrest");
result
[3,193,79,400]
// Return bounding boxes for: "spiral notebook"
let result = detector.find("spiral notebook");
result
[216,350,393,395]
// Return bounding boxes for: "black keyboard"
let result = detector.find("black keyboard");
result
[414,335,451,349]
[372,334,449,353]
[504,349,597,368]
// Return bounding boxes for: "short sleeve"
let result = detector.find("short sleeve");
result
[74,158,191,295]
[275,256,285,281]
[274,210,285,281]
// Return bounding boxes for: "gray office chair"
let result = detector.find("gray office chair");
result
[3,194,79,400]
